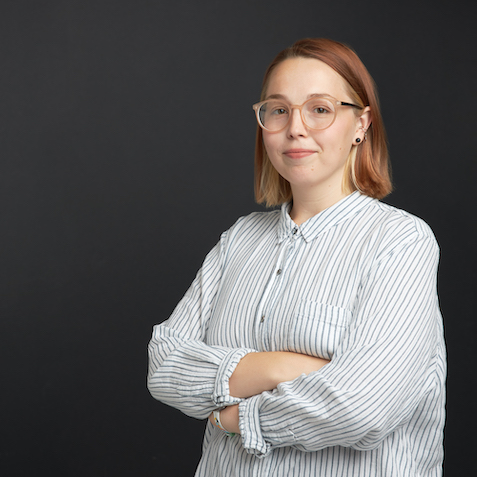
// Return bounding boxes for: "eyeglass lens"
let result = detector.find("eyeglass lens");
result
[258,97,336,131]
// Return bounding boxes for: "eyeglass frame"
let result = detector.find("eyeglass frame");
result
[252,95,364,133]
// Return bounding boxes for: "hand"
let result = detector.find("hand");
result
[208,404,240,435]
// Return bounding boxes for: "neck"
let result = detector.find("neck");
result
[289,185,351,225]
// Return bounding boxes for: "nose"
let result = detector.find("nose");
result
[287,108,308,138]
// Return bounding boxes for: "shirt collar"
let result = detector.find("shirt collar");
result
[277,191,374,243]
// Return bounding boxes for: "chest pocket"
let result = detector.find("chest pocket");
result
[285,301,350,360]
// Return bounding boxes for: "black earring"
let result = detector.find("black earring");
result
[356,138,361,143]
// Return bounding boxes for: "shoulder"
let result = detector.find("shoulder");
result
[355,198,439,257]
[226,208,281,236]
[216,209,281,252]
[373,200,436,240]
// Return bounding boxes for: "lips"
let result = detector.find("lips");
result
[283,149,316,159]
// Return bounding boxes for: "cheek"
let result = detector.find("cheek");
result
[314,123,354,151]
[262,133,279,158]
[262,131,273,147]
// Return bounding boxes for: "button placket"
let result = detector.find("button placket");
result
[255,231,298,350]
[254,239,289,347]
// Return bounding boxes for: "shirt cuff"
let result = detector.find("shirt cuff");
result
[238,394,271,457]
[212,348,256,406]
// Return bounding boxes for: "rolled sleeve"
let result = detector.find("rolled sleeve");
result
[239,394,271,457]
[148,323,256,418]
[213,348,257,407]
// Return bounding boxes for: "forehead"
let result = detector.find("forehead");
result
[265,57,350,100]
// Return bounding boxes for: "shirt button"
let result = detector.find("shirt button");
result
[292,227,298,235]
[260,315,265,323]
[276,269,282,275]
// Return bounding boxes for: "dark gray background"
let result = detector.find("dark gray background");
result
[0,1,475,475]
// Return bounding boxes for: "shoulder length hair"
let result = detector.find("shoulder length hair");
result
[254,38,392,206]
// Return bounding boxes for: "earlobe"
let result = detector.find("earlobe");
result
[354,126,368,145]
[360,126,368,142]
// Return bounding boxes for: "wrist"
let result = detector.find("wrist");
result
[212,409,236,437]
[217,405,240,435]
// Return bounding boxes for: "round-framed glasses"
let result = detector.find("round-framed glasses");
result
[252,95,363,132]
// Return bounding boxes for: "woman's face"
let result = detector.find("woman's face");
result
[262,57,369,203]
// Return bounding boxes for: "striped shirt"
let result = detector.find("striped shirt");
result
[148,191,446,476]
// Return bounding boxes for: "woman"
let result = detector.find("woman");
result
[148,38,445,476]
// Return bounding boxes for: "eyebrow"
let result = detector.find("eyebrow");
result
[265,93,331,101]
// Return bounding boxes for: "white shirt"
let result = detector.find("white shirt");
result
[148,192,446,476]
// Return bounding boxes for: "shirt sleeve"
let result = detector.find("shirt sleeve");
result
[147,230,256,420]
[238,226,443,456]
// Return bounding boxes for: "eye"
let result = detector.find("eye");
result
[306,98,334,116]
[311,105,331,114]
[271,106,289,116]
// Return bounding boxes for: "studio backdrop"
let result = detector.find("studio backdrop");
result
[0,1,475,475]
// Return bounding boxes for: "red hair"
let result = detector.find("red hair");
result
[255,38,392,206]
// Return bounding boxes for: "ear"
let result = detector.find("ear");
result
[357,106,372,131]
[353,106,372,145]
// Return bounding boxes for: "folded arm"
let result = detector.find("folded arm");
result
[147,233,256,419]
[235,233,442,456]
[209,351,330,432]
